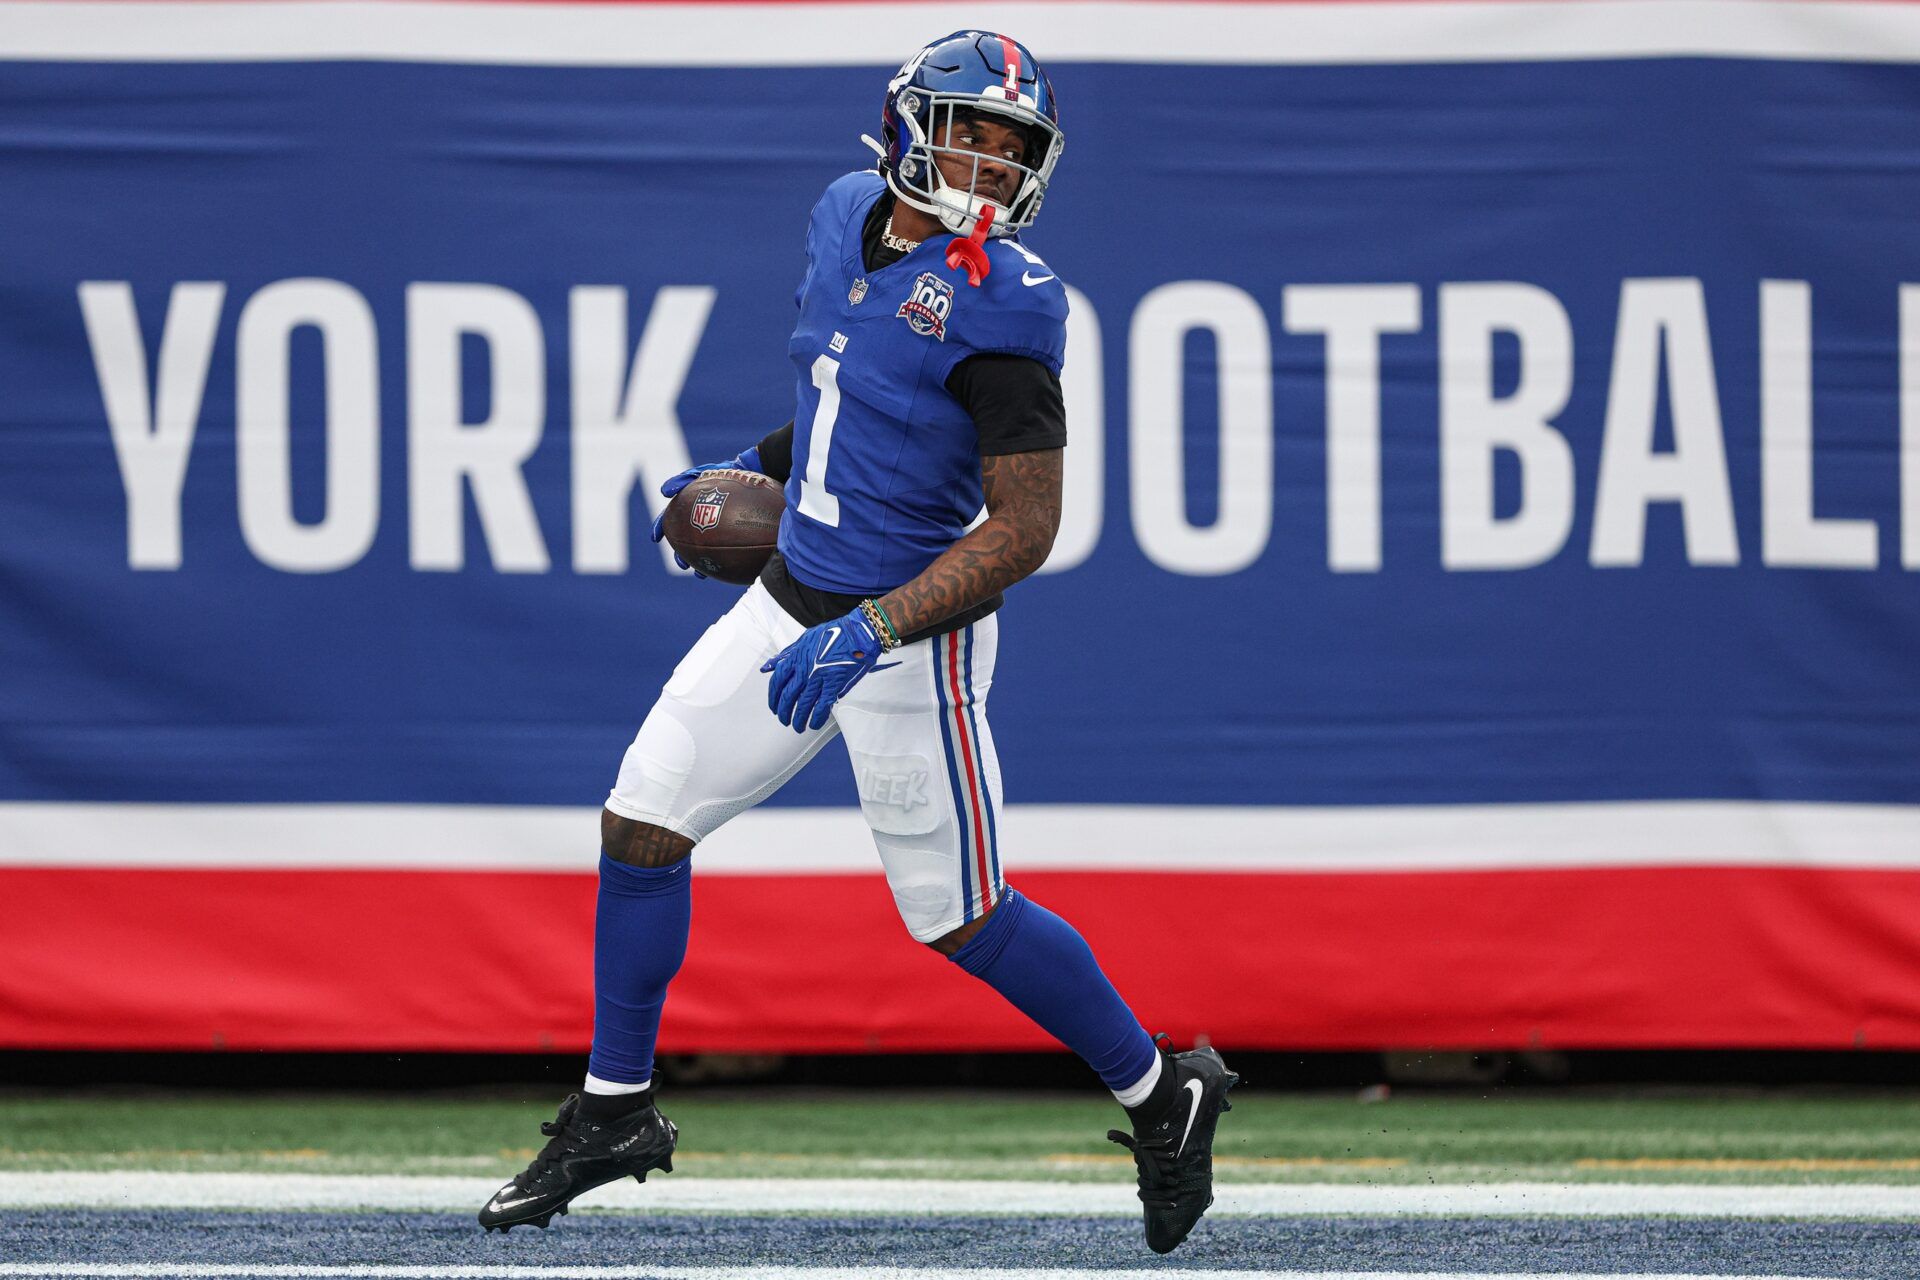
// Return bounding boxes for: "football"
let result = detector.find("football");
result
[659,469,785,585]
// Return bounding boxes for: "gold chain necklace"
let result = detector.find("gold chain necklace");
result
[880,214,922,254]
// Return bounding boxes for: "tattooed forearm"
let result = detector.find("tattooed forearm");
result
[879,449,1062,636]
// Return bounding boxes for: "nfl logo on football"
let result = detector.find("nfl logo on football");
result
[897,271,954,341]
[690,488,728,532]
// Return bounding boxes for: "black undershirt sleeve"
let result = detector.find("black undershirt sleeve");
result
[755,420,795,482]
[945,354,1067,455]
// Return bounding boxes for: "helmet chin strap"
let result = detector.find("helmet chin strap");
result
[929,184,999,238]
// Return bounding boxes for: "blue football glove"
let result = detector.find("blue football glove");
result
[760,605,888,732]
[651,445,765,577]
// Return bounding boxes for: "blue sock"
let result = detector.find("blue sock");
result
[950,889,1158,1092]
[586,854,691,1087]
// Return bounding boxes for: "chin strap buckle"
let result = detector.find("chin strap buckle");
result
[945,203,997,286]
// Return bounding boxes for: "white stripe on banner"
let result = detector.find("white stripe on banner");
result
[2,800,1919,873]
[5,1,1920,66]
[2,1171,1917,1218]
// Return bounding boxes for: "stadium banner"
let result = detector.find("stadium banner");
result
[4,0,1920,1052]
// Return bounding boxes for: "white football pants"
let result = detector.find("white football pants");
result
[607,582,1006,942]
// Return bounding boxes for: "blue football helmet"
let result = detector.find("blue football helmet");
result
[868,31,1064,238]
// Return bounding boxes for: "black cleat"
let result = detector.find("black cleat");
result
[478,1093,677,1233]
[1108,1043,1240,1254]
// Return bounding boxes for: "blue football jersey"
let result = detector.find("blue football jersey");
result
[777,171,1069,596]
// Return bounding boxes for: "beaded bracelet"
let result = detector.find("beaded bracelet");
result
[860,598,902,651]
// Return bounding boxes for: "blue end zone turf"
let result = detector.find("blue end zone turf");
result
[2,1210,1916,1276]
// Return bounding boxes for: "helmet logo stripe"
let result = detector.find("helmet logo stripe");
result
[998,33,1021,101]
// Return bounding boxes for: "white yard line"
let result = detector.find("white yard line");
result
[0,1266,1884,1280]
[0,1172,1915,1218]
[6,0,1920,67]
[5,800,1920,874]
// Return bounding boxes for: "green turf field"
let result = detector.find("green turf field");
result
[5,1088,1919,1185]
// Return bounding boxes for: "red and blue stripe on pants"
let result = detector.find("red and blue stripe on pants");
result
[934,627,1001,923]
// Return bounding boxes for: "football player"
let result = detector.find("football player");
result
[479,31,1237,1254]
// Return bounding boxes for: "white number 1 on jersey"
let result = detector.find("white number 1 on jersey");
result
[798,353,842,527]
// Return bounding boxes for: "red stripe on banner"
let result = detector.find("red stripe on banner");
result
[4,864,1920,1051]
[944,634,993,917]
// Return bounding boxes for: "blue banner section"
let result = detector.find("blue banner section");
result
[3,57,1918,809]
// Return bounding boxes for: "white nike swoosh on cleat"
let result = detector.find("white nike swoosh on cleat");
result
[1174,1078,1205,1157]
[488,1194,540,1212]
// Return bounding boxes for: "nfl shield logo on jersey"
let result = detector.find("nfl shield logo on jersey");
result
[848,278,869,305]
[690,487,728,532]
[897,271,954,341]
